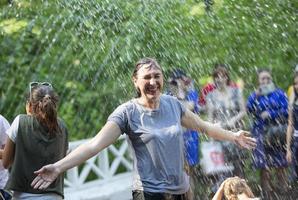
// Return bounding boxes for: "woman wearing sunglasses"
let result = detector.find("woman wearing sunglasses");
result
[32,58,256,200]
[0,83,68,200]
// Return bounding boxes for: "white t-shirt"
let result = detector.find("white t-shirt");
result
[0,114,10,189]
[6,115,19,143]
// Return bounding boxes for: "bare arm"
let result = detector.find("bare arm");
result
[286,107,294,151]
[182,109,256,149]
[212,181,225,200]
[286,95,295,163]
[182,109,235,141]
[56,121,121,172]
[1,138,15,168]
[32,121,122,189]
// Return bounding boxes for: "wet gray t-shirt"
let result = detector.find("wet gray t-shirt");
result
[108,94,189,194]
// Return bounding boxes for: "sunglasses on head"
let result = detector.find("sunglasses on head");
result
[29,82,52,98]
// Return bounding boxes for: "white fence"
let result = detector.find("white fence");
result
[64,135,133,200]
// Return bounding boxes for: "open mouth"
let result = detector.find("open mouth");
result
[145,85,160,95]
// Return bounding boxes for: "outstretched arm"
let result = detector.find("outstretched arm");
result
[31,121,122,190]
[181,109,256,149]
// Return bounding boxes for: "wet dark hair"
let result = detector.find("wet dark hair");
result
[28,85,59,135]
[133,57,163,97]
[133,57,162,77]
[212,64,231,85]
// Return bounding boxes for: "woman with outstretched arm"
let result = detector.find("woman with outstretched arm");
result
[32,58,256,200]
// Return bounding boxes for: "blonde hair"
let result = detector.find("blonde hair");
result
[223,177,255,200]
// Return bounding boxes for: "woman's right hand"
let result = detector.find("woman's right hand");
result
[31,164,60,190]
[286,149,292,163]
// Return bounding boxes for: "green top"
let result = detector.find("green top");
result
[5,114,68,198]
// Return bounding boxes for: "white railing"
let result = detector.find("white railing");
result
[64,135,133,189]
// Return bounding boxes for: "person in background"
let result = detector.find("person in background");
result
[286,73,298,185]
[167,68,200,200]
[0,114,10,198]
[212,176,260,200]
[287,65,298,99]
[0,82,68,200]
[199,64,238,111]
[31,58,256,200]
[246,69,288,199]
[206,65,247,178]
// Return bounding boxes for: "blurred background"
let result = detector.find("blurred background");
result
[0,0,297,199]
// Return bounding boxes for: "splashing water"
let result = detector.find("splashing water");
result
[0,0,297,199]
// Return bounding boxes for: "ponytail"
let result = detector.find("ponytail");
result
[30,85,60,135]
[39,94,59,133]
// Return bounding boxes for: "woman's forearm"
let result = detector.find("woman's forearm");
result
[286,125,294,151]
[182,110,236,142]
[55,122,121,173]
[203,121,236,142]
[212,185,224,200]
[287,105,294,151]
[55,139,101,173]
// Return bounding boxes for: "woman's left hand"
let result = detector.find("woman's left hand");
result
[234,130,257,149]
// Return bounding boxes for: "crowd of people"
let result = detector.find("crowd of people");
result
[168,64,297,200]
[0,58,296,200]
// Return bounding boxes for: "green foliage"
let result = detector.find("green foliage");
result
[0,0,297,141]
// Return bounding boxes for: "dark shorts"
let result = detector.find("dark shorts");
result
[132,190,188,200]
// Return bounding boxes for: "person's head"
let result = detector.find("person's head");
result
[257,68,275,96]
[132,58,163,102]
[223,177,255,200]
[257,68,273,86]
[167,68,192,99]
[212,64,231,88]
[27,82,59,134]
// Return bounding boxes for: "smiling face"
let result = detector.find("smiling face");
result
[133,63,163,104]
